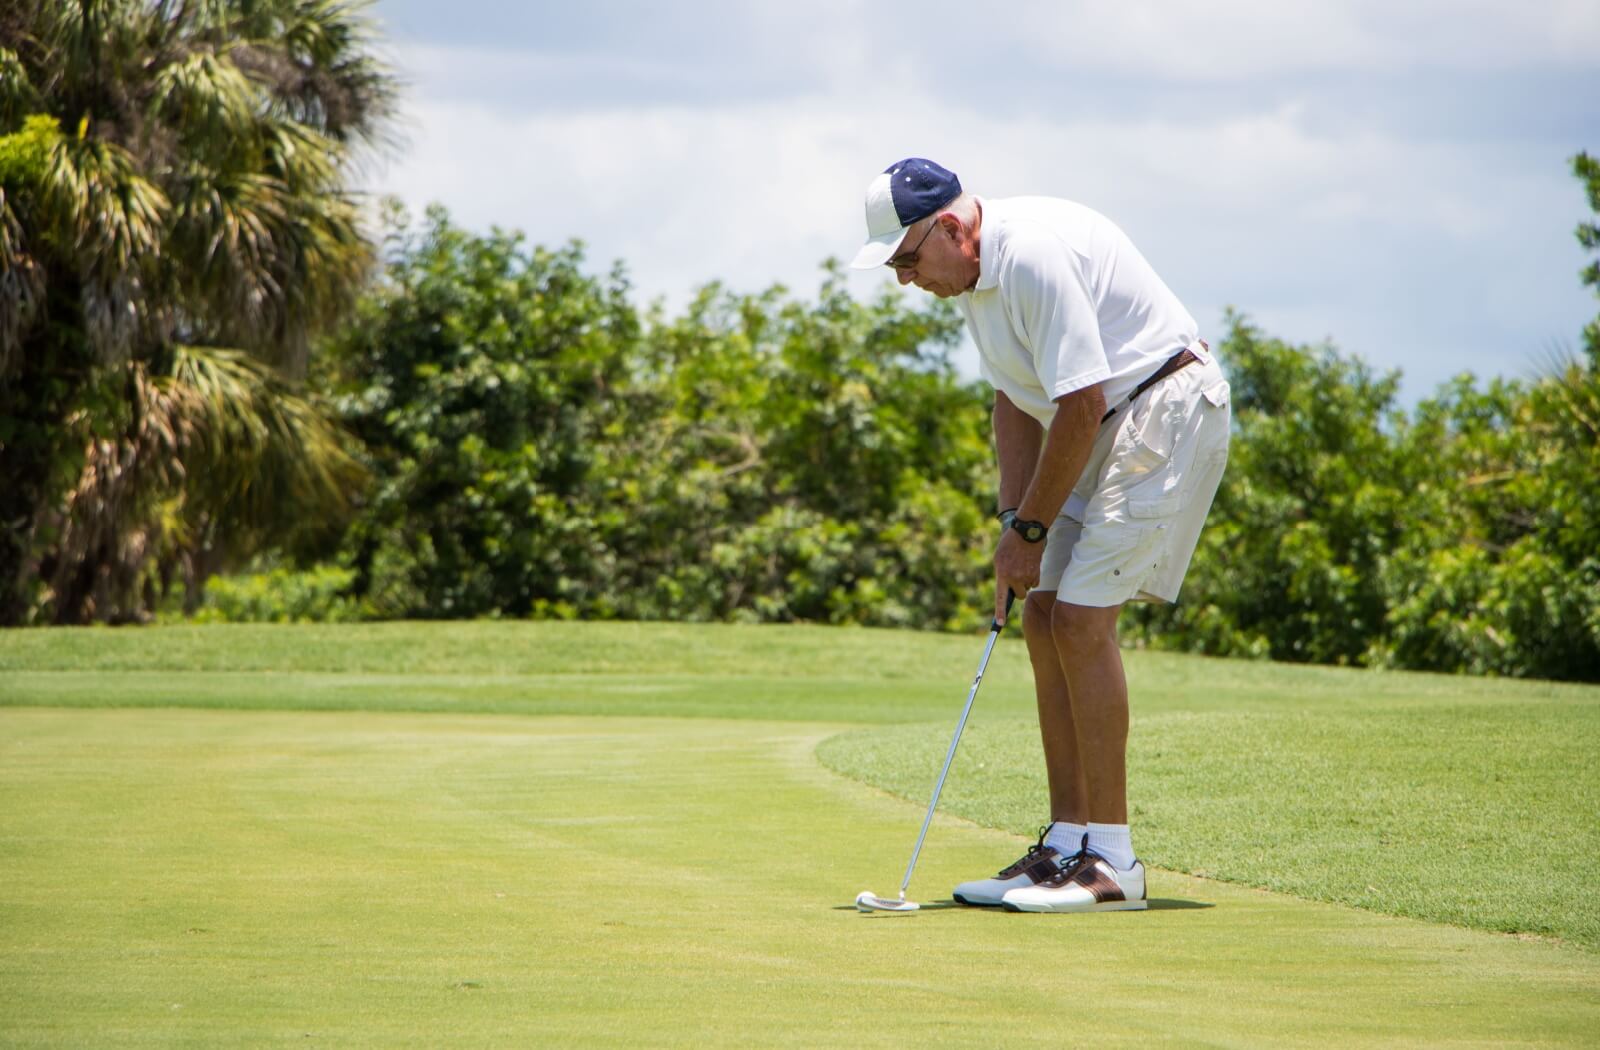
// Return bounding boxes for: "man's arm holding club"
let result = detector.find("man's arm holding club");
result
[993,383,1107,622]
[993,390,1042,524]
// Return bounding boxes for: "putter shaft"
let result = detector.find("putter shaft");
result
[897,595,1013,899]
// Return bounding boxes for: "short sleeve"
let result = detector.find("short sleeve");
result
[999,229,1109,399]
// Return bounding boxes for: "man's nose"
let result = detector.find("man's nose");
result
[895,267,916,286]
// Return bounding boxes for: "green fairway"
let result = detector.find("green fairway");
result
[3,622,1599,1046]
[821,703,1600,950]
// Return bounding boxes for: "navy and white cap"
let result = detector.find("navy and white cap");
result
[849,158,962,269]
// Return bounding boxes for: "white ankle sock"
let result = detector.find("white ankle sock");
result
[1086,822,1135,870]
[1044,821,1087,857]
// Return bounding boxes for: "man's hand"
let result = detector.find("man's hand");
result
[994,528,1044,623]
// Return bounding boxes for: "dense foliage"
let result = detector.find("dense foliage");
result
[1123,318,1600,680]
[0,0,393,623]
[316,208,996,630]
[297,187,1597,679]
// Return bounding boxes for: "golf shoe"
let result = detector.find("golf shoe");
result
[953,827,1080,907]
[1001,851,1148,913]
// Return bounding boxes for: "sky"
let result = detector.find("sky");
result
[362,0,1600,403]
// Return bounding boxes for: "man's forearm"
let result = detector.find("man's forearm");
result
[1016,385,1105,525]
[993,393,1043,513]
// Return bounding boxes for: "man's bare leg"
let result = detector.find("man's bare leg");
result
[1022,589,1088,824]
[1050,601,1129,824]
[948,589,1094,907]
[1001,598,1148,911]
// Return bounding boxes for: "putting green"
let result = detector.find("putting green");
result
[3,707,1597,1047]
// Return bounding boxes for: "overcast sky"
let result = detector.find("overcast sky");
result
[364,0,1600,402]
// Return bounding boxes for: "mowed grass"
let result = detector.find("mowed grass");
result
[8,621,1598,946]
[3,621,1600,1046]
[5,709,1600,1048]
[820,703,1600,949]
[4,619,1592,721]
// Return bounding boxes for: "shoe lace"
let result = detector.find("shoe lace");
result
[1041,847,1095,887]
[994,824,1055,878]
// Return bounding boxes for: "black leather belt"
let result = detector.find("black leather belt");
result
[1100,347,1201,423]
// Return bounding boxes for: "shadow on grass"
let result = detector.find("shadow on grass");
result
[834,898,1215,914]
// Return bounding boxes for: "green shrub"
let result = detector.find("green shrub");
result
[318,208,992,630]
[192,566,369,624]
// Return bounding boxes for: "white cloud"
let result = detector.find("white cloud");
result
[368,30,1596,400]
[999,0,1600,79]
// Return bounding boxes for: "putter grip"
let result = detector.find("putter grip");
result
[992,589,1015,632]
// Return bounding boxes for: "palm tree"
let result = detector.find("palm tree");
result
[0,0,395,623]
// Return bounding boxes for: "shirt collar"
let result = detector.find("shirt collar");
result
[971,196,999,292]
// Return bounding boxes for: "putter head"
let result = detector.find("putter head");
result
[855,890,920,913]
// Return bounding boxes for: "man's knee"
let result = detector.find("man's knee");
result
[1022,590,1058,649]
[1050,600,1120,658]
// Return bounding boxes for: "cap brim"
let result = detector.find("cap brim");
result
[848,227,909,270]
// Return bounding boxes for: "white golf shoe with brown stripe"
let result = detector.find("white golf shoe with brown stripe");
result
[952,828,1078,907]
[1000,852,1148,913]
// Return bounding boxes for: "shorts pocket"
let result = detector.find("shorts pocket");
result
[1120,417,1171,472]
[1130,494,1181,519]
[1201,379,1231,409]
[1109,520,1169,585]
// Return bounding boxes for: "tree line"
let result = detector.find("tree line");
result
[3,2,1597,680]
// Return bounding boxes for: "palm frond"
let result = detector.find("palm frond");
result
[20,1,165,145]
[41,132,170,359]
[43,343,366,622]
[171,165,287,282]
[281,183,369,325]
[0,46,43,125]
[169,343,366,534]
[169,166,297,354]
[168,146,371,370]
[0,189,44,375]
[261,120,341,192]
[150,48,261,148]
[231,0,396,147]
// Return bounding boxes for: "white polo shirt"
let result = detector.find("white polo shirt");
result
[957,196,1198,427]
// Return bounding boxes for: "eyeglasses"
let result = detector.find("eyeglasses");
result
[885,220,939,271]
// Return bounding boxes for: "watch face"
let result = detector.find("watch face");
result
[1013,519,1047,543]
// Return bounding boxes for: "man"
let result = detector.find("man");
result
[849,158,1230,913]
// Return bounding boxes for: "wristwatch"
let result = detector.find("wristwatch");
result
[1009,517,1048,543]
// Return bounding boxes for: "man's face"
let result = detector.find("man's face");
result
[888,215,973,298]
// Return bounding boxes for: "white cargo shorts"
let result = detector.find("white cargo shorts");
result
[1038,353,1231,607]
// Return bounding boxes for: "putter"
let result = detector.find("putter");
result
[856,590,1016,914]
